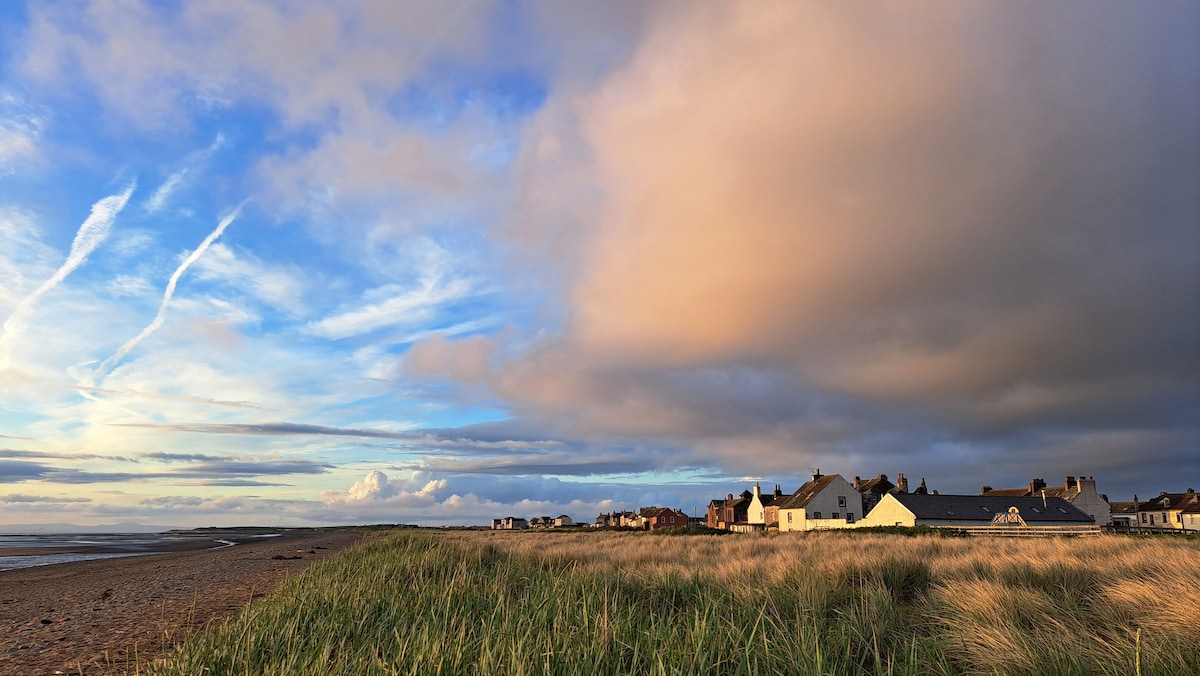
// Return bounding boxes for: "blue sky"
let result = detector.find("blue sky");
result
[1,2,1197,531]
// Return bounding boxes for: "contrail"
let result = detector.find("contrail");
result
[144,133,226,215]
[0,183,136,370]
[90,200,248,383]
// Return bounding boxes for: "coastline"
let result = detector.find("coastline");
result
[0,528,364,675]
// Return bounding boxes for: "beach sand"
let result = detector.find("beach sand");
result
[0,528,363,675]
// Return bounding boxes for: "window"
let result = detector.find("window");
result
[787,512,793,523]
[838,496,847,508]
[1141,513,1147,523]
[1177,514,1182,523]
[812,512,821,519]
[1150,514,1155,525]
[981,506,991,513]
[832,512,840,519]
[847,513,855,523]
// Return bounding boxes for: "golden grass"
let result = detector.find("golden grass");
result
[151,529,1199,675]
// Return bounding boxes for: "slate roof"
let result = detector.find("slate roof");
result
[1139,491,1199,512]
[1109,501,1138,515]
[774,475,840,510]
[889,494,1093,523]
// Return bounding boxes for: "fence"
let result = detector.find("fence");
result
[939,524,1102,538]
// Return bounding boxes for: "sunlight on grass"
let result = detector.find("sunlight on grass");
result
[147,530,1200,675]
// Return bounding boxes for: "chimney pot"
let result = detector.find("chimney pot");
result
[981,485,993,495]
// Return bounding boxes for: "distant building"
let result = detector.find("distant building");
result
[492,516,528,530]
[981,476,1111,525]
[645,507,688,530]
[706,491,753,530]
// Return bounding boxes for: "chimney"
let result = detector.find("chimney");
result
[754,483,762,499]
[981,485,993,495]
[812,468,822,481]
[1029,478,1047,493]
[774,484,782,498]
[915,478,928,495]
[727,493,734,502]
[853,476,861,489]
[897,473,908,493]
[1065,476,1076,490]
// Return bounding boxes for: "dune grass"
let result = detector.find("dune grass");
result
[147,530,1199,675]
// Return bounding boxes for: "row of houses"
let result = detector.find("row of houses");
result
[1109,489,1200,531]
[493,507,695,531]
[491,514,577,530]
[705,470,1198,533]
[491,472,1197,535]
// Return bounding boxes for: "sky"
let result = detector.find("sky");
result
[0,2,1197,531]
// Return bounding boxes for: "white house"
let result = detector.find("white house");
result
[775,472,859,532]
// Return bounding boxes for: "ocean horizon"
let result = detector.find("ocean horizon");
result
[0,531,282,571]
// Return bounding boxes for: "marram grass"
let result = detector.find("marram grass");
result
[146,530,1200,675]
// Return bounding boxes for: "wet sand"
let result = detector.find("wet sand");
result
[0,528,363,675]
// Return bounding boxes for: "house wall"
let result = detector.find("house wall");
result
[855,494,916,528]
[748,489,766,525]
[1068,480,1111,525]
[777,507,807,532]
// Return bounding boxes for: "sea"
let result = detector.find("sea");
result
[0,531,278,571]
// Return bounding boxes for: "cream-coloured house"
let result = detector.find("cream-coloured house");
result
[855,493,1094,529]
[1135,489,1200,530]
[775,472,858,532]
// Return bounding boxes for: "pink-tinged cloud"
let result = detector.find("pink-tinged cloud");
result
[412,3,1200,477]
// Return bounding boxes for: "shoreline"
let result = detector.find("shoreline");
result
[0,528,364,675]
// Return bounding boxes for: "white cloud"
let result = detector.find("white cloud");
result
[191,242,309,317]
[0,184,135,370]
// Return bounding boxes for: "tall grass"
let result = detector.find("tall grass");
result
[148,531,1200,675]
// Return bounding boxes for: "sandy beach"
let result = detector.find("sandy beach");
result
[0,529,363,675]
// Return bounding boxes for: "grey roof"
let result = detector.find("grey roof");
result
[774,475,840,510]
[889,494,1093,523]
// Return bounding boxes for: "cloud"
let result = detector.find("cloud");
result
[143,133,225,214]
[0,183,135,370]
[463,2,1200,484]
[0,88,43,174]
[90,201,247,383]
[0,494,92,505]
[306,238,478,340]
[114,421,417,440]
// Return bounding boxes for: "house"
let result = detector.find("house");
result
[554,515,575,528]
[855,493,1094,529]
[645,507,689,530]
[1135,489,1200,531]
[748,483,785,529]
[853,474,896,515]
[775,471,859,532]
[706,490,753,530]
[1108,501,1138,530]
[492,516,528,530]
[981,476,1110,525]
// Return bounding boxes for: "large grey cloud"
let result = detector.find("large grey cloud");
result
[414,2,1200,500]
